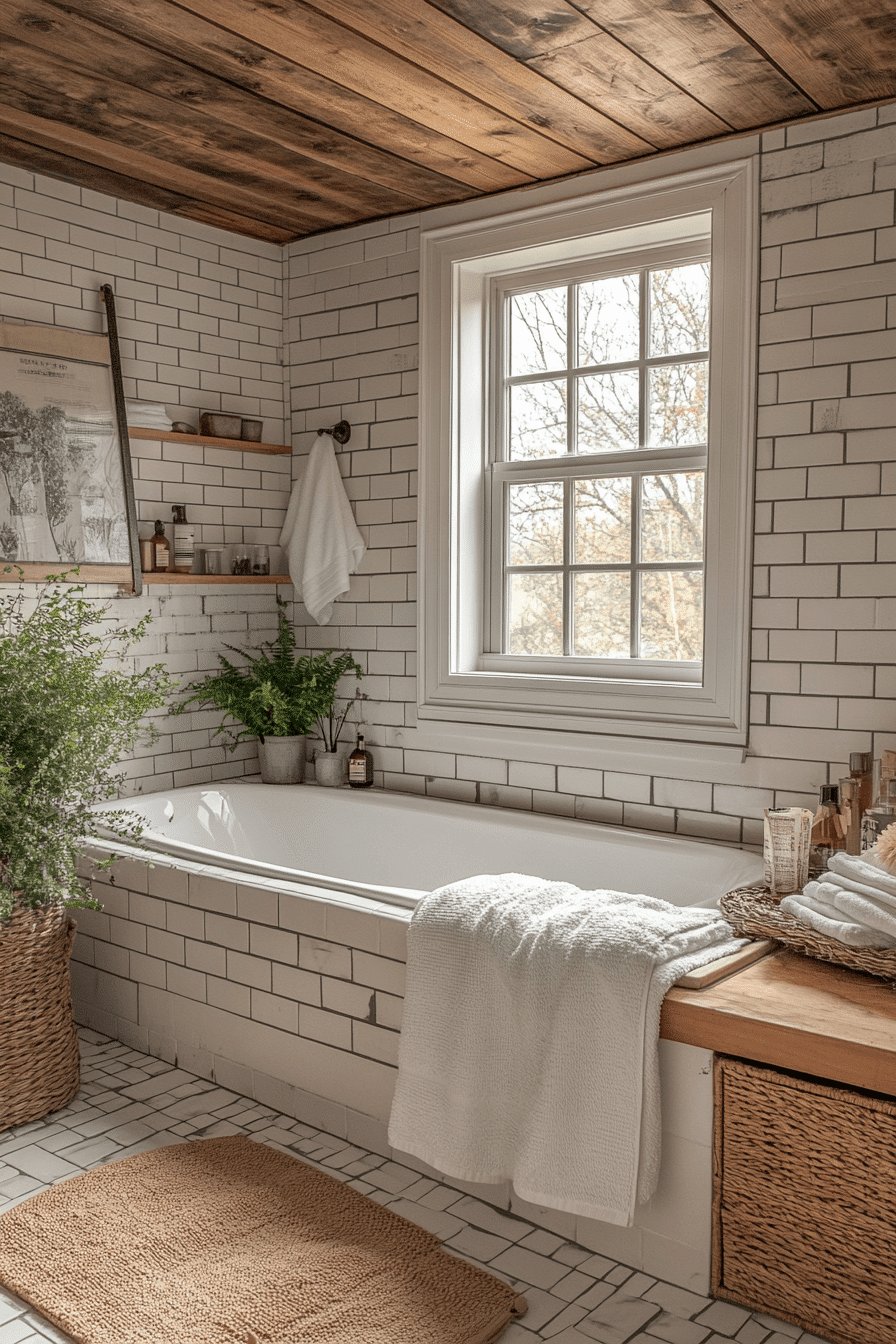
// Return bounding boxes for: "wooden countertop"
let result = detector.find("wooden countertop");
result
[661,949,896,1097]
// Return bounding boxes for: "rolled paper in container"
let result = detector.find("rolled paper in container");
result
[763,807,813,895]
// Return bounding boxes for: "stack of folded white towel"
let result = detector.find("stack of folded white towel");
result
[781,850,896,947]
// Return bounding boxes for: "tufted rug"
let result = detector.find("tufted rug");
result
[0,1134,526,1344]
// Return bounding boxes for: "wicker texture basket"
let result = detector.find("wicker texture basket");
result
[720,884,896,982]
[713,1055,896,1344]
[0,903,80,1132]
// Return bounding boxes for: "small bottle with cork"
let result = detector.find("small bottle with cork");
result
[348,733,373,788]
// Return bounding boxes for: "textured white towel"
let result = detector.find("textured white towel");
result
[832,889,896,944]
[279,433,365,624]
[828,850,896,898]
[780,893,886,947]
[387,873,745,1227]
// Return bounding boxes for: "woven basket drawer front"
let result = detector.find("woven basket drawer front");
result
[713,1055,896,1344]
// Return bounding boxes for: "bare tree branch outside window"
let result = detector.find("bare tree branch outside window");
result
[501,262,709,663]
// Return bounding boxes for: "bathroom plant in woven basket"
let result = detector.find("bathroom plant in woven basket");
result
[176,598,362,784]
[0,568,175,1131]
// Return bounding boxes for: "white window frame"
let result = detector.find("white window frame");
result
[418,157,757,748]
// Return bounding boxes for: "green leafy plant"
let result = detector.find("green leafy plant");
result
[0,569,176,923]
[176,599,362,747]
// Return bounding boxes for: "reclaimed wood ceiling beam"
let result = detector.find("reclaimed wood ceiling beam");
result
[434,0,818,129]
[707,1,896,108]
[0,0,475,209]
[0,39,440,230]
[49,0,532,194]
[317,0,735,151]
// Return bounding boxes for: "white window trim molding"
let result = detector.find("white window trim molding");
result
[418,154,758,749]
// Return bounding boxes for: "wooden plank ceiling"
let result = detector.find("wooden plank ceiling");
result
[0,0,894,243]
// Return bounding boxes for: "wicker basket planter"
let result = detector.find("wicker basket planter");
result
[713,1054,896,1344]
[0,903,80,1132]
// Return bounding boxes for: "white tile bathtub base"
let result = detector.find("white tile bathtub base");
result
[74,860,717,1293]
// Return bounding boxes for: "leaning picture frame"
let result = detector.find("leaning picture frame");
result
[0,285,141,593]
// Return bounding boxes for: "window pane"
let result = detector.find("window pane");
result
[640,570,703,660]
[509,380,568,459]
[649,263,709,357]
[573,573,630,657]
[577,370,639,454]
[574,477,631,564]
[577,273,639,367]
[508,572,563,654]
[510,287,567,376]
[648,361,707,446]
[508,481,564,566]
[641,473,704,563]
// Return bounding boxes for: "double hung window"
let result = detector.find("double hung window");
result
[494,258,709,675]
[419,157,757,747]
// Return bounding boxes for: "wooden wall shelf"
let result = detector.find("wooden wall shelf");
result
[142,573,292,585]
[128,427,291,455]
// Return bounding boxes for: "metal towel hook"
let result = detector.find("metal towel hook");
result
[317,419,351,444]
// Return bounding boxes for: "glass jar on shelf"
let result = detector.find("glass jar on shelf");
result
[251,544,270,576]
[231,546,251,576]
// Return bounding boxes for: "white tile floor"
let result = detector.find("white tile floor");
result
[0,1029,834,1344]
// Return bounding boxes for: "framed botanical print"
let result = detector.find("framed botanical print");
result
[0,288,141,591]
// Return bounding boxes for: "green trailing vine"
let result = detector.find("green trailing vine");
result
[176,599,362,747]
[0,569,176,923]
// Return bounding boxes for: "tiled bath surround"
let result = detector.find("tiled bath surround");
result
[72,853,720,1291]
[0,1030,832,1344]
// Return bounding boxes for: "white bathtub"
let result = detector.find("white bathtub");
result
[92,781,763,911]
[81,782,765,1292]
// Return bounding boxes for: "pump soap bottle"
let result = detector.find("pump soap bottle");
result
[348,733,373,788]
[844,751,874,855]
[171,504,195,574]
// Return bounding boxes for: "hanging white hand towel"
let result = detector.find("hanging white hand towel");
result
[279,432,365,624]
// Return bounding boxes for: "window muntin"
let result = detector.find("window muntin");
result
[495,260,709,670]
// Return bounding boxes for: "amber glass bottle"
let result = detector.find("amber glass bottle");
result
[151,519,171,572]
[348,733,373,788]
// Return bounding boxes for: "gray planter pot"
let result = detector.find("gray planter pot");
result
[314,748,346,787]
[258,735,306,785]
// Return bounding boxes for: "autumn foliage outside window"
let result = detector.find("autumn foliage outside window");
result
[497,262,709,664]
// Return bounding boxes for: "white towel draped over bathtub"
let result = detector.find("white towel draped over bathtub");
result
[279,432,365,625]
[387,873,745,1227]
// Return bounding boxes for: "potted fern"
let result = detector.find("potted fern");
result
[177,600,362,784]
[0,569,174,1131]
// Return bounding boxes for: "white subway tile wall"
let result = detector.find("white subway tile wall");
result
[285,106,896,842]
[0,161,293,785]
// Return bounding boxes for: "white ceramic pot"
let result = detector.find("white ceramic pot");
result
[258,734,306,785]
[314,749,346,787]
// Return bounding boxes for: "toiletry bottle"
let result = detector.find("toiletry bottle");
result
[348,733,373,788]
[809,784,845,876]
[845,751,874,855]
[151,519,170,572]
[171,504,195,574]
[862,778,896,852]
[139,536,154,572]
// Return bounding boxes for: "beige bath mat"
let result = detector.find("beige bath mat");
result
[0,1135,526,1344]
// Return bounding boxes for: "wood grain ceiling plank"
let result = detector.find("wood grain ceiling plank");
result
[0,103,329,234]
[170,201,294,243]
[410,0,731,148]
[0,0,471,208]
[300,0,657,161]
[167,0,595,177]
[0,35,427,224]
[60,0,529,194]
[708,1,896,107]
[435,0,816,128]
[0,131,294,241]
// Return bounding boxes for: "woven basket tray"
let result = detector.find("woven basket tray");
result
[720,884,896,984]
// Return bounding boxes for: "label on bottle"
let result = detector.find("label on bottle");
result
[173,526,195,571]
[348,755,368,783]
[154,543,168,569]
